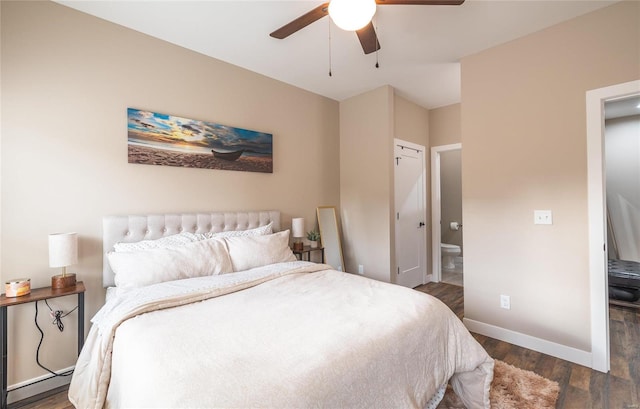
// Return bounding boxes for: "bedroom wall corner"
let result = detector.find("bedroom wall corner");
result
[460,0,640,362]
[0,0,339,397]
[428,103,461,148]
[339,86,394,281]
[339,88,429,283]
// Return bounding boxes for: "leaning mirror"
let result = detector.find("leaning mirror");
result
[317,206,345,271]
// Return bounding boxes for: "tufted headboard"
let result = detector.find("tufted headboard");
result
[102,210,281,287]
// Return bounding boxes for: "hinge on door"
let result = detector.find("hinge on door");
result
[397,212,399,220]
[604,243,606,251]
[397,267,400,275]
[395,157,401,165]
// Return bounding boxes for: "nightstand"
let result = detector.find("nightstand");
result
[292,246,325,263]
[0,282,85,409]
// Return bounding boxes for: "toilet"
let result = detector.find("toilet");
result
[441,243,461,270]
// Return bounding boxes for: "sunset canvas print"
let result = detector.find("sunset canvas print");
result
[127,108,273,173]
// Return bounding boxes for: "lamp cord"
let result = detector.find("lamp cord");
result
[45,299,77,332]
[34,301,76,377]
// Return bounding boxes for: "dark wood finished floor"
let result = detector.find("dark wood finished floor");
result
[416,282,640,409]
[12,282,640,409]
[9,385,72,409]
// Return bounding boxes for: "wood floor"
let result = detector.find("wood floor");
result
[12,282,640,409]
[415,282,640,409]
[8,385,72,409]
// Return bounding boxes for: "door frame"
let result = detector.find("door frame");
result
[586,79,640,373]
[394,138,428,287]
[430,143,462,283]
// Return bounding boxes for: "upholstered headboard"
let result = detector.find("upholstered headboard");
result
[102,211,281,287]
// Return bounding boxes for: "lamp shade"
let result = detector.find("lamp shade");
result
[328,0,376,31]
[291,218,305,238]
[49,232,78,268]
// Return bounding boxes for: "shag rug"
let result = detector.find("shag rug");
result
[437,359,560,409]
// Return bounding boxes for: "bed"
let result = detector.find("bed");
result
[69,211,493,409]
[608,258,640,305]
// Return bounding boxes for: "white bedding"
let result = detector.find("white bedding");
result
[70,261,493,409]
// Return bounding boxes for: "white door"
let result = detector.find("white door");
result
[394,139,427,288]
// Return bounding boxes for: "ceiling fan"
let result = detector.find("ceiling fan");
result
[270,0,465,55]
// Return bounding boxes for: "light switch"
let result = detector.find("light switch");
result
[534,210,553,225]
[500,295,511,310]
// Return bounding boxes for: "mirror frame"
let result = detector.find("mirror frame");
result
[316,206,345,271]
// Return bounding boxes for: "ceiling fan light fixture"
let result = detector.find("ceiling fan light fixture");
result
[328,0,377,31]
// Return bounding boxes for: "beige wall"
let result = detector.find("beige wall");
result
[339,86,394,281]
[429,103,461,147]
[1,0,339,389]
[394,95,430,148]
[461,1,639,352]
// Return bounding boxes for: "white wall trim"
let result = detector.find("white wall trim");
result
[586,79,640,373]
[7,366,74,404]
[430,143,461,282]
[464,319,592,368]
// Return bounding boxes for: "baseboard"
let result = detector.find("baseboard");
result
[463,318,593,368]
[7,366,73,404]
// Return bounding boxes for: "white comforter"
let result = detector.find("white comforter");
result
[69,261,493,409]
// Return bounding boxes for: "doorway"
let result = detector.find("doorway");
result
[431,143,462,284]
[394,139,427,288]
[604,98,640,267]
[586,79,640,373]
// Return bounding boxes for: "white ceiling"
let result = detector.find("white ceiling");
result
[56,0,618,109]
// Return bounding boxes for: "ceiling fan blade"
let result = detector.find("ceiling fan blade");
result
[356,22,381,55]
[375,0,464,5]
[270,2,330,39]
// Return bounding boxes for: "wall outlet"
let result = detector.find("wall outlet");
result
[534,210,553,225]
[500,294,511,310]
[358,264,364,275]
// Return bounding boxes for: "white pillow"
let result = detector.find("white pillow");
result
[197,222,273,240]
[108,237,232,289]
[224,230,297,272]
[113,223,273,252]
[113,232,200,252]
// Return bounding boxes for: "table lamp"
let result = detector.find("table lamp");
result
[291,218,305,251]
[49,232,78,289]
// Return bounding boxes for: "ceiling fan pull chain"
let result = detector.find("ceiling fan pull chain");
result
[375,16,380,69]
[328,17,333,77]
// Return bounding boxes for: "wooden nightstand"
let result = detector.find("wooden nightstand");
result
[292,246,325,263]
[0,282,85,409]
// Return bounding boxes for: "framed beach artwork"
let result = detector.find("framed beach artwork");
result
[127,108,273,173]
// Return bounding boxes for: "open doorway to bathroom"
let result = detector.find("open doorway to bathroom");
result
[431,143,463,286]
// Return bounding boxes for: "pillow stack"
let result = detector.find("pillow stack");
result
[107,223,297,289]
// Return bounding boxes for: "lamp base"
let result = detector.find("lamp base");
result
[52,273,77,289]
[293,241,304,251]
